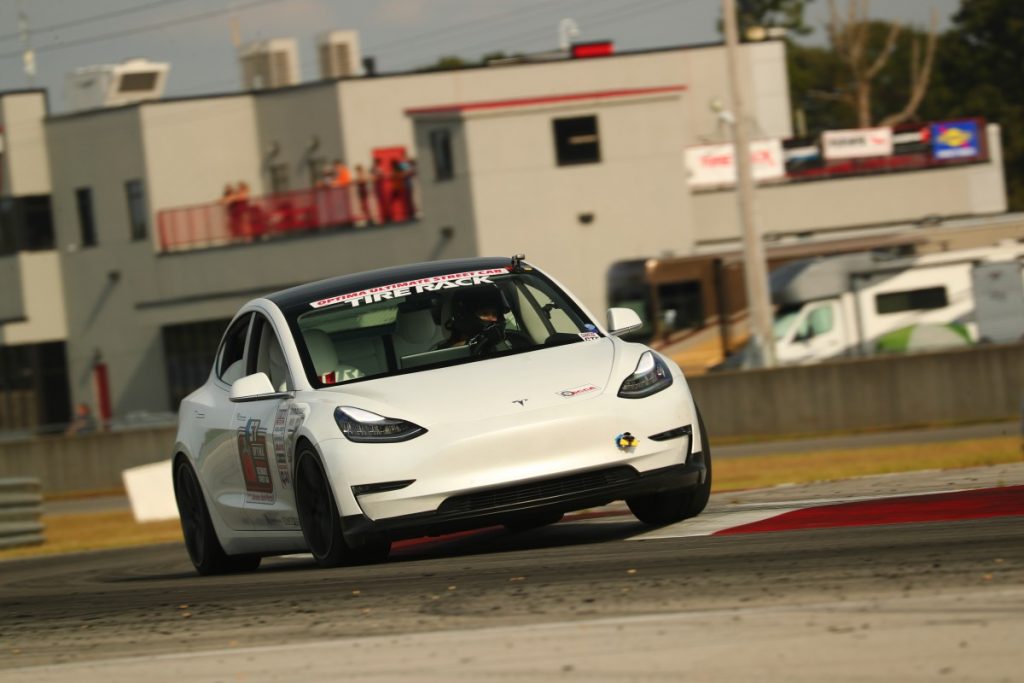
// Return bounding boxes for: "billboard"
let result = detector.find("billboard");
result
[931,120,981,160]
[684,139,785,188]
[821,127,893,160]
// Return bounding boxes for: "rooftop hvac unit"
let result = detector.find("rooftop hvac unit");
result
[64,59,170,112]
[238,38,300,90]
[317,30,362,79]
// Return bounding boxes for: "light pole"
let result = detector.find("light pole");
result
[721,0,777,368]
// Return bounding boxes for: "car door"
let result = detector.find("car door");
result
[788,301,846,362]
[196,312,254,531]
[236,312,302,530]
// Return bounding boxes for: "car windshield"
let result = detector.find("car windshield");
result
[291,269,600,387]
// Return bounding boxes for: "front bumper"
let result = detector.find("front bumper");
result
[341,442,707,545]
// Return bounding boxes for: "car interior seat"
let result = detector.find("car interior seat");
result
[394,308,443,362]
[303,329,364,383]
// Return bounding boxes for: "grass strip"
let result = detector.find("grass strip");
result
[713,436,1021,492]
[1,436,1020,561]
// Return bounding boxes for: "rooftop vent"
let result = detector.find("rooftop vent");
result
[317,30,362,79]
[238,38,300,90]
[64,59,169,112]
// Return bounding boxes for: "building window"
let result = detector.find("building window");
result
[162,318,234,408]
[0,195,54,256]
[429,129,453,181]
[124,179,147,241]
[553,115,601,166]
[75,187,96,247]
[875,287,949,314]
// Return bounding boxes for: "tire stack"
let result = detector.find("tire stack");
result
[0,478,44,550]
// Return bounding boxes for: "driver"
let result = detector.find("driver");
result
[437,285,509,350]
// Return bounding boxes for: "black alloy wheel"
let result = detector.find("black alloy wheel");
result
[626,405,713,525]
[295,447,391,567]
[174,460,261,575]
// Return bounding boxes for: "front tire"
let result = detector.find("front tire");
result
[174,460,261,575]
[295,446,391,567]
[626,406,713,525]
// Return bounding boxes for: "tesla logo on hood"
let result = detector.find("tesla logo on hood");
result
[512,399,528,406]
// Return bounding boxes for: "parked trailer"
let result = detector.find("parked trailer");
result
[767,242,1024,365]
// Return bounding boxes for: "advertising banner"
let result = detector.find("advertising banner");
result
[684,139,785,188]
[931,120,981,160]
[821,127,893,160]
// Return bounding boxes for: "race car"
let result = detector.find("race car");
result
[172,255,711,574]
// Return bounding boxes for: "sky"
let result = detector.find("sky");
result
[0,0,963,113]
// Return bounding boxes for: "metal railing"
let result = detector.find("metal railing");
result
[0,477,43,549]
[156,182,417,253]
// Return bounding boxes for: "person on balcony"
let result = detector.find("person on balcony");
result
[354,164,373,226]
[372,159,391,224]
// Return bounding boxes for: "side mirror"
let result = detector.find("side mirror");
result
[230,373,289,402]
[607,308,642,337]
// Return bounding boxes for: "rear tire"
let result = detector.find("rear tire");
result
[174,460,261,575]
[626,406,712,525]
[295,446,391,567]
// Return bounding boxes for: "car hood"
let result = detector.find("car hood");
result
[321,339,619,425]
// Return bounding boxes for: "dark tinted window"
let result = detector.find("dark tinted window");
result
[75,187,96,247]
[216,314,252,384]
[875,287,949,314]
[125,179,147,241]
[118,72,159,92]
[0,196,55,255]
[429,129,453,180]
[553,115,600,166]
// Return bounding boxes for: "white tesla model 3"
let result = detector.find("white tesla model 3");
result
[173,256,711,574]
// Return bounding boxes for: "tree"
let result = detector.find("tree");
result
[737,0,812,39]
[919,0,1024,209]
[826,0,938,127]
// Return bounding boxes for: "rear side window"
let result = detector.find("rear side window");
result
[217,313,252,383]
[875,287,948,314]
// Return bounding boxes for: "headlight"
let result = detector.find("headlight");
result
[334,406,426,443]
[618,351,674,398]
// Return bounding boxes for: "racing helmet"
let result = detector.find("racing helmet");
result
[447,284,509,338]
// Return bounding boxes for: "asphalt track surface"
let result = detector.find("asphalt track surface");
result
[2,464,1023,682]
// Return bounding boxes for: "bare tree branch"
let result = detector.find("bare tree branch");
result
[880,9,939,127]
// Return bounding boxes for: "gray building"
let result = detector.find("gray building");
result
[0,38,1010,427]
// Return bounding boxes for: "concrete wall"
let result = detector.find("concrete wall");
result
[337,41,791,173]
[4,342,1019,494]
[0,252,67,344]
[142,96,262,210]
[0,426,174,494]
[459,91,694,314]
[689,342,1024,438]
[253,86,343,189]
[691,125,1008,246]
[0,91,51,196]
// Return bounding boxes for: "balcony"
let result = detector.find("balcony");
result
[156,182,417,253]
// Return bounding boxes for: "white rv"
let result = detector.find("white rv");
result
[765,242,1024,365]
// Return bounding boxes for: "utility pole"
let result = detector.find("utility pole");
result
[17,0,36,87]
[721,0,776,368]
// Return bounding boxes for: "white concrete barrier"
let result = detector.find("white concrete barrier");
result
[122,460,178,523]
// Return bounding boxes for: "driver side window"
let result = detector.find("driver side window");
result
[250,314,291,392]
[796,305,834,341]
[217,313,252,384]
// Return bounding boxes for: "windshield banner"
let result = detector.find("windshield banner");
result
[310,268,510,309]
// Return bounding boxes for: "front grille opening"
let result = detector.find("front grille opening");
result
[439,466,638,515]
